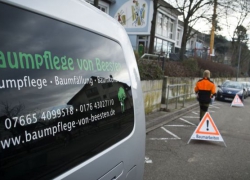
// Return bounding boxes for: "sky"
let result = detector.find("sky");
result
[193,11,250,41]
[167,0,250,41]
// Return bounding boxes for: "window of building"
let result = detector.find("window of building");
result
[155,38,163,53]
[191,40,194,49]
[156,12,163,35]
[176,28,181,46]
[169,19,174,39]
[156,12,176,41]
[154,38,174,55]
[167,42,174,54]
[162,41,168,54]
[163,17,168,37]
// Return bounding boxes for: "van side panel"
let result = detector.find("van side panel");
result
[0,0,145,180]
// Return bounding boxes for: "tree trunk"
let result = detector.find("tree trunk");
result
[209,0,217,60]
[148,0,158,54]
[179,21,189,61]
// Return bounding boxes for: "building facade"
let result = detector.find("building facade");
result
[109,0,182,57]
[87,0,208,59]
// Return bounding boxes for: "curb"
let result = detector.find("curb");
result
[146,102,199,133]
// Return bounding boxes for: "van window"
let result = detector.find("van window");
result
[0,3,134,179]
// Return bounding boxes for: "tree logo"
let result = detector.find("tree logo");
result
[118,87,126,113]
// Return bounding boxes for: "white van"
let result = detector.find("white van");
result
[0,0,146,179]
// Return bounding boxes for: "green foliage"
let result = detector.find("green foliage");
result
[137,59,164,80]
[205,34,230,55]
[134,50,164,80]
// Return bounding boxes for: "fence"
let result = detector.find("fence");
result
[140,53,167,71]
[165,83,195,110]
[142,77,250,114]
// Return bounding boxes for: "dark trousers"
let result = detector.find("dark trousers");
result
[199,102,209,121]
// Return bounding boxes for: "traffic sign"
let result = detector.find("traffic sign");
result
[187,112,226,147]
[231,94,244,107]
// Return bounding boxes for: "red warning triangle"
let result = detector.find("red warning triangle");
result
[187,112,226,146]
[195,112,220,135]
[231,94,244,107]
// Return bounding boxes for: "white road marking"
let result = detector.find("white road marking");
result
[213,102,222,105]
[149,138,177,140]
[165,125,193,127]
[179,118,196,126]
[208,110,215,112]
[192,111,198,115]
[209,105,220,109]
[182,116,199,118]
[161,127,181,139]
[145,157,153,163]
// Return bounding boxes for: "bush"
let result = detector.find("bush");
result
[196,57,236,77]
[182,58,199,76]
[134,51,237,79]
[133,51,164,80]
[137,59,164,80]
[164,58,198,77]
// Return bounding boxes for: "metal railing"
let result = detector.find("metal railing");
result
[140,53,167,71]
[140,53,167,60]
[165,83,194,110]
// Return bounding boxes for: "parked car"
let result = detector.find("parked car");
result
[216,81,245,102]
[242,82,250,96]
[239,82,249,98]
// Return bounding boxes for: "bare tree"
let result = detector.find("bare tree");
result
[148,0,159,54]
[0,101,25,117]
[218,0,250,39]
[220,0,250,74]
[231,25,249,76]
[168,0,213,60]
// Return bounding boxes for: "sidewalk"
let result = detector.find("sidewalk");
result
[145,99,199,133]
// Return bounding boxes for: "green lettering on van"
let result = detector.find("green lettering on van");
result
[0,51,6,68]
[19,52,35,69]
[7,52,19,69]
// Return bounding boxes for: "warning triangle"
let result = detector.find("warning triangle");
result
[195,113,220,135]
[231,94,244,107]
[187,112,226,146]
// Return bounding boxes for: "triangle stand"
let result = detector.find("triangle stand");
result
[187,112,227,147]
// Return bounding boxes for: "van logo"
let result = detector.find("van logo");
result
[228,91,232,94]
[118,87,126,113]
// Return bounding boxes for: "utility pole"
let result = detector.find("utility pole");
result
[235,26,247,81]
[236,41,242,81]
[209,0,217,61]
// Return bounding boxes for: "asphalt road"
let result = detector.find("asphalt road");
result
[144,98,250,180]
